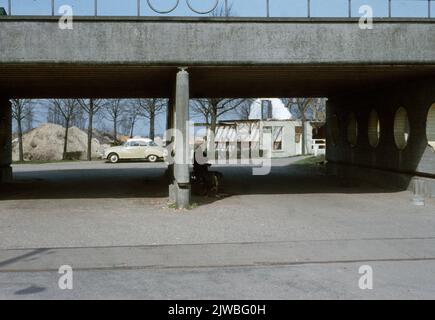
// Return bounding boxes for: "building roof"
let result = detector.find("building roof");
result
[249,98,293,121]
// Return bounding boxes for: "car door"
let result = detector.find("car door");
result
[137,141,149,159]
[130,141,145,159]
[123,141,141,159]
[144,141,163,158]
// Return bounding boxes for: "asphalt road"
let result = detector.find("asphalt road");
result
[2,260,435,300]
[0,158,434,299]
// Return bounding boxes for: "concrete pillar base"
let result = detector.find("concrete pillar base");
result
[169,183,176,204]
[169,182,192,209]
[175,184,191,209]
[411,178,430,206]
[0,166,12,183]
[412,195,425,206]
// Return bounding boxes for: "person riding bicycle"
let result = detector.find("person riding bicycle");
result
[193,145,210,179]
[192,144,221,197]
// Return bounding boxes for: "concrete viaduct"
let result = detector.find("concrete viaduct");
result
[0,16,434,207]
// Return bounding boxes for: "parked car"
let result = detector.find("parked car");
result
[103,138,166,163]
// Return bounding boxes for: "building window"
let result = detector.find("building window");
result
[263,126,283,151]
[394,107,410,150]
[347,113,358,147]
[427,103,435,151]
[295,126,302,144]
[368,109,380,148]
[273,126,283,151]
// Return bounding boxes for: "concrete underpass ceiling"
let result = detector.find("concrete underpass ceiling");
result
[0,64,434,99]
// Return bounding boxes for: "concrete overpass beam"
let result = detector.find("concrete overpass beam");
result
[173,68,191,209]
[0,97,12,183]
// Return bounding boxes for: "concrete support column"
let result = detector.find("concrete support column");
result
[0,97,12,183]
[166,96,175,190]
[172,68,191,209]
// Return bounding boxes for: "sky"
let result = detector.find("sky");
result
[3,0,433,136]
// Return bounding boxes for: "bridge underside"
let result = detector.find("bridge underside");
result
[1,64,434,99]
[1,64,435,208]
[1,17,434,207]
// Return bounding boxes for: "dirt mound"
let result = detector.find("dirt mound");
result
[92,129,115,145]
[12,123,102,161]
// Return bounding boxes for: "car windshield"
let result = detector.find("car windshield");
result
[123,140,157,147]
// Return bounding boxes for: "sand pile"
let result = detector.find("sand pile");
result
[12,123,103,161]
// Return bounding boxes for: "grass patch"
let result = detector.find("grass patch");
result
[12,159,80,165]
[168,202,198,210]
[188,202,199,210]
[294,155,326,166]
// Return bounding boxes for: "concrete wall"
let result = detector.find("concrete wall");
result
[0,17,434,65]
[326,79,435,179]
[0,97,12,182]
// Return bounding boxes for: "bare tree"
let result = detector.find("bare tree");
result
[211,0,234,17]
[135,99,166,140]
[102,99,125,143]
[24,107,35,132]
[283,98,326,122]
[235,99,254,120]
[120,101,143,138]
[191,98,246,134]
[309,98,327,122]
[11,99,34,162]
[77,99,106,161]
[47,102,64,126]
[50,99,80,160]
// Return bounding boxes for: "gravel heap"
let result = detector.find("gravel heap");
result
[12,123,103,161]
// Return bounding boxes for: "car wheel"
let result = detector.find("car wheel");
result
[147,155,158,163]
[108,153,119,163]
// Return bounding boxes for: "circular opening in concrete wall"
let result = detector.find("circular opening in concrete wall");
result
[330,115,339,145]
[368,109,380,148]
[427,103,435,151]
[347,113,358,147]
[394,107,410,150]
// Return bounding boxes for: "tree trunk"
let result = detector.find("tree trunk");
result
[17,118,24,162]
[113,116,118,143]
[130,119,135,138]
[208,111,218,155]
[63,120,70,160]
[149,111,155,140]
[87,104,93,161]
[210,112,217,134]
[301,116,306,155]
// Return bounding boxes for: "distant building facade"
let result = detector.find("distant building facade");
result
[195,99,319,159]
[214,119,313,158]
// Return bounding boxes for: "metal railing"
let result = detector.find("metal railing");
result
[2,0,433,18]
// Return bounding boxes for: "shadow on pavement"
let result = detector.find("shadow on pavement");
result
[0,161,403,201]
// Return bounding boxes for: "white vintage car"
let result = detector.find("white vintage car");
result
[103,138,166,163]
